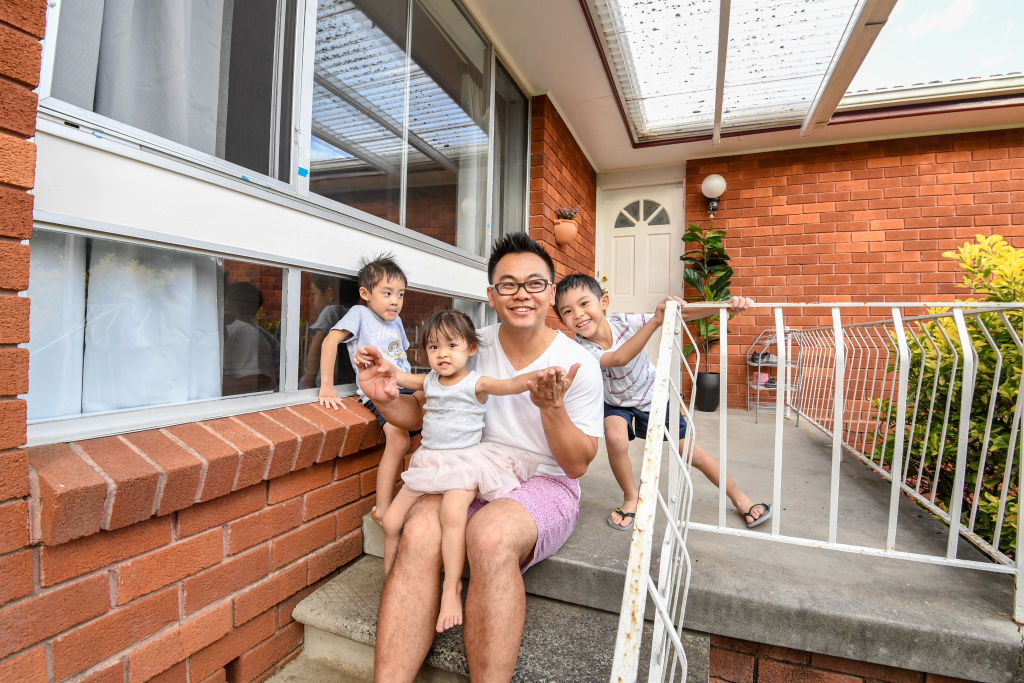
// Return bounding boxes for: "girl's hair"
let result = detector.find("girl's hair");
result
[420,309,480,353]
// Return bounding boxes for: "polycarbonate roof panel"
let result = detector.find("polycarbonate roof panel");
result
[589,0,861,141]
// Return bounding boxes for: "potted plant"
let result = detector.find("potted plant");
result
[680,222,732,412]
[554,206,580,245]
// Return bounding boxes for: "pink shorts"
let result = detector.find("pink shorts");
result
[467,474,581,571]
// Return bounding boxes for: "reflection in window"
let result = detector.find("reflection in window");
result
[26,231,283,421]
[298,272,361,389]
[49,0,295,181]
[491,61,529,240]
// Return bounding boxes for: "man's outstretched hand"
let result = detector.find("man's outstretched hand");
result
[527,363,580,410]
[355,346,400,403]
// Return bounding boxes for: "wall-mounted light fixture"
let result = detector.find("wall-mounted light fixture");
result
[701,173,726,219]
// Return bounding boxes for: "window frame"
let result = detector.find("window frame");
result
[36,0,530,264]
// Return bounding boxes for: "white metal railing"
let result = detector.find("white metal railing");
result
[611,302,694,682]
[610,301,1024,682]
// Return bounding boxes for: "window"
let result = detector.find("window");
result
[27,230,283,422]
[48,0,296,182]
[491,60,530,241]
[614,199,668,227]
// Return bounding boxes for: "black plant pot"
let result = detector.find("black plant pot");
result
[695,371,720,412]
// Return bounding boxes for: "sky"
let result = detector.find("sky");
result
[847,0,1024,93]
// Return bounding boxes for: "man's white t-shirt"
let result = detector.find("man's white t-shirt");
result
[471,324,603,477]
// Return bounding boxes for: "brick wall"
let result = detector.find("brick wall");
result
[686,129,1024,408]
[0,0,41,675]
[710,635,969,683]
[529,95,597,329]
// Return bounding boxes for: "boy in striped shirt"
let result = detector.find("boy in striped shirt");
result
[554,274,769,531]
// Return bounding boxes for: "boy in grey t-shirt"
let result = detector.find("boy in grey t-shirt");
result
[319,254,412,525]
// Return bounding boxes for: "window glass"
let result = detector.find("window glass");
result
[406,0,490,256]
[310,0,412,223]
[26,230,283,421]
[49,0,295,182]
[491,61,529,242]
[298,271,361,390]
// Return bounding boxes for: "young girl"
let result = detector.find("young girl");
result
[355,309,573,633]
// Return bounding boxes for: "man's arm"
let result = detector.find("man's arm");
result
[356,347,425,431]
[528,366,597,479]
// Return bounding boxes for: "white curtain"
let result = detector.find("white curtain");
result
[80,241,222,413]
[51,0,231,156]
[26,232,87,420]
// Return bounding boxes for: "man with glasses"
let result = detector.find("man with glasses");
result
[360,232,603,681]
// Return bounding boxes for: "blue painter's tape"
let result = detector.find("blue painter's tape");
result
[298,167,309,177]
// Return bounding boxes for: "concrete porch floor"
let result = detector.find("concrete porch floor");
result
[565,407,1023,681]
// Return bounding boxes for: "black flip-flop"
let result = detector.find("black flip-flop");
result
[607,507,636,531]
[744,502,772,529]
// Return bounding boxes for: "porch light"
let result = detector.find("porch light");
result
[701,174,726,219]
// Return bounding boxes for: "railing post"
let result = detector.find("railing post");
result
[718,305,728,527]
[946,309,976,559]
[771,307,786,536]
[829,308,844,544]
[887,308,911,551]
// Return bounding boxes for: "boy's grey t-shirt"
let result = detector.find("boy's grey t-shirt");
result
[574,313,655,410]
[332,304,411,399]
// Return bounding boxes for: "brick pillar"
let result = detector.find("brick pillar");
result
[0,0,44,679]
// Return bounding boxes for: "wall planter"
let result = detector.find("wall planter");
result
[554,219,578,245]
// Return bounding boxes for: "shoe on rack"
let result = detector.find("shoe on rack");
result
[750,351,779,365]
[763,377,777,389]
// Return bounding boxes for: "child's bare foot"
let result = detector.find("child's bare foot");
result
[436,583,463,633]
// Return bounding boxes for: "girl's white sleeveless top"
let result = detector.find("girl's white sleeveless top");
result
[420,370,486,450]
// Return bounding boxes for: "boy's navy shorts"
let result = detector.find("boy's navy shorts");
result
[603,402,687,441]
[364,388,421,435]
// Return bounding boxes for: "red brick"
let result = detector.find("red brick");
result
[190,609,275,681]
[121,430,203,515]
[0,646,46,682]
[75,437,160,530]
[0,499,27,553]
[127,601,232,682]
[0,400,25,450]
[260,409,323,470]
[0,187,32,239]
[335,447,382,480]
[0,548,33,604]
[235,412,298,480]
[52,587,178,679]
[0,24,40,87]
[0,242,28,292]
[710,646,754,683]
[198,668,228,683]
[307,530,361,584]
[164,423,240,502]
[272,514,335,569]
[226,498,302,555]
[286,404,348,462]
[232,562,306,626]
[0,0,47,38]
[810,653,920,682]
[40,516,172,586]
[344,398,382,450]
[184,545,270,614]
[306,477,361,521]
[78,658,126,683]
[335,496,374,534]
[203,418,270,490]
[324,400,369,455]
[757,660,859,683]
[0,133,34,188]
[28,443,106,544]
[0,573,109,659]
[275,580,321,629]
[0,448,27,501]
[148,660,187,683]
[177,483,265,538]
[227,621,302,682]
[0,347,28,396]
[114,528,222,604]
[267,461,333,504]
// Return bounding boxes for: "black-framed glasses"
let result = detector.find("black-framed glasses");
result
[490,279,552,296]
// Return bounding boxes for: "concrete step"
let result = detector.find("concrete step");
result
[283,555,702,682]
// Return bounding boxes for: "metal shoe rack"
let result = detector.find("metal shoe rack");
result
[746,329,802,423]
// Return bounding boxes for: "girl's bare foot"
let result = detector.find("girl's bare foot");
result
[436,583,463,633]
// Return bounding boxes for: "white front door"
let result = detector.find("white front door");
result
[597,184,685,317]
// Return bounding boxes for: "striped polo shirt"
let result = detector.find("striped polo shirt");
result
[574,313,655,410]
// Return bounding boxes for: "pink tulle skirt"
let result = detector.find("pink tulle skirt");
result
[400,441,541,501]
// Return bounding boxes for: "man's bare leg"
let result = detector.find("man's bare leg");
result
[375,494,443,682]
[463,498,538,682]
